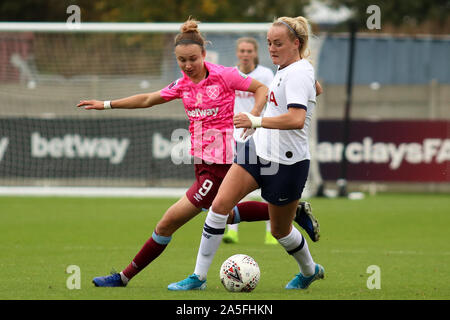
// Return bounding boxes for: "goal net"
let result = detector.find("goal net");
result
[0,22,323,195]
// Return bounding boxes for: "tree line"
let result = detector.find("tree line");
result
[1,0,448,34]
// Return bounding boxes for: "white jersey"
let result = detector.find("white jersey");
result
[253,59,316,165]
[234,65,274,143]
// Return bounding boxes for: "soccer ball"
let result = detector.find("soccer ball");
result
[219,254,260,292]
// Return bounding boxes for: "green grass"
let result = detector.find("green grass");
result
[0,193,449,300]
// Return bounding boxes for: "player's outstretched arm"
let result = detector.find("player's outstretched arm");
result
[77,90,167,110]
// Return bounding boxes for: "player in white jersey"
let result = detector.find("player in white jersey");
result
[224,37,321,245]
[222,37,278,245]
[232,38,274,144]
[169,16,324,291]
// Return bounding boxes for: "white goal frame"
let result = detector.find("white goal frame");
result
[0,22,271,33]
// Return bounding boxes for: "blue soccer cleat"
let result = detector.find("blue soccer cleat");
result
[168,274,207,291]
[92,272,126,287]
[295,201,320,242]
[285,264,325,289]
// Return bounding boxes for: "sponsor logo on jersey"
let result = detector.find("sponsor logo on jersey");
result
[186,107,219,118]
[182,91,191,99]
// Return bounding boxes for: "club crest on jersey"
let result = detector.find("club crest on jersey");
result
[206,85,220,100]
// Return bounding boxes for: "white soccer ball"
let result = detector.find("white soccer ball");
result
[220,254,260,292]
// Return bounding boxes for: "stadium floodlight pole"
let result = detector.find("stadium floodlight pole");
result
[338,20,357,197]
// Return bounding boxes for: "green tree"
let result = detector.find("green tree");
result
[0,0,312,22]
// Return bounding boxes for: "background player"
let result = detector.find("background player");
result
[223,36,277,245]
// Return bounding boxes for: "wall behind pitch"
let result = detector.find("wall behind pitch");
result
[0,118,448,185]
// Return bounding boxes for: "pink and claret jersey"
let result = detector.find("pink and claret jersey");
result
[160,61,252,164]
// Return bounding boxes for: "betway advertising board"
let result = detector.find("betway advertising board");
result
[0,118,193,181]
[0,118,448,182]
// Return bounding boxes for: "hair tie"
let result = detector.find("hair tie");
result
[279,20,301,41]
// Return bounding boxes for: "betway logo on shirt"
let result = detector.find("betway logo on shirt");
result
[186,107,219,118]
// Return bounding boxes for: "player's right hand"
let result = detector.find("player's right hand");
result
[76,100,105,110]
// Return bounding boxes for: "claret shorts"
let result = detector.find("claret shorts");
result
[186,158,232,210]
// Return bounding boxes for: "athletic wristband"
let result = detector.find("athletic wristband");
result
[103,100,112,109]
[242,112,262,128]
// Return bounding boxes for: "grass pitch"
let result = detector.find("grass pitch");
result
[0,193,449,300]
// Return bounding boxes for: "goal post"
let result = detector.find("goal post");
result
[0,22,324,197]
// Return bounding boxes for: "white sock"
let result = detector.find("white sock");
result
[277,227,316,276]
[265,220,271,232]
[227,223,238,231]
[194,210,229,280]
[119,272,129,285]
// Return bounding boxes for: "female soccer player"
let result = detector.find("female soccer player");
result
[224,38,320,246]
[169,16,324,291]
[77,18,267,287]
[222,36,277,245]
[78,18,317,288]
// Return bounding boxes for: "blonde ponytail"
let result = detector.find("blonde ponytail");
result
[273,16,310,59]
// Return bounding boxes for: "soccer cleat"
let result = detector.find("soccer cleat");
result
[168,274,207,291]
[264,230,278,245]
[222,229,239,244]
[294,201,320,242]
[92,272,126,287]
[285,264,325,290]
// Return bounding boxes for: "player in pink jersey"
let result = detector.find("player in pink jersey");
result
[160,60,252,164]
[76,18,270,288]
